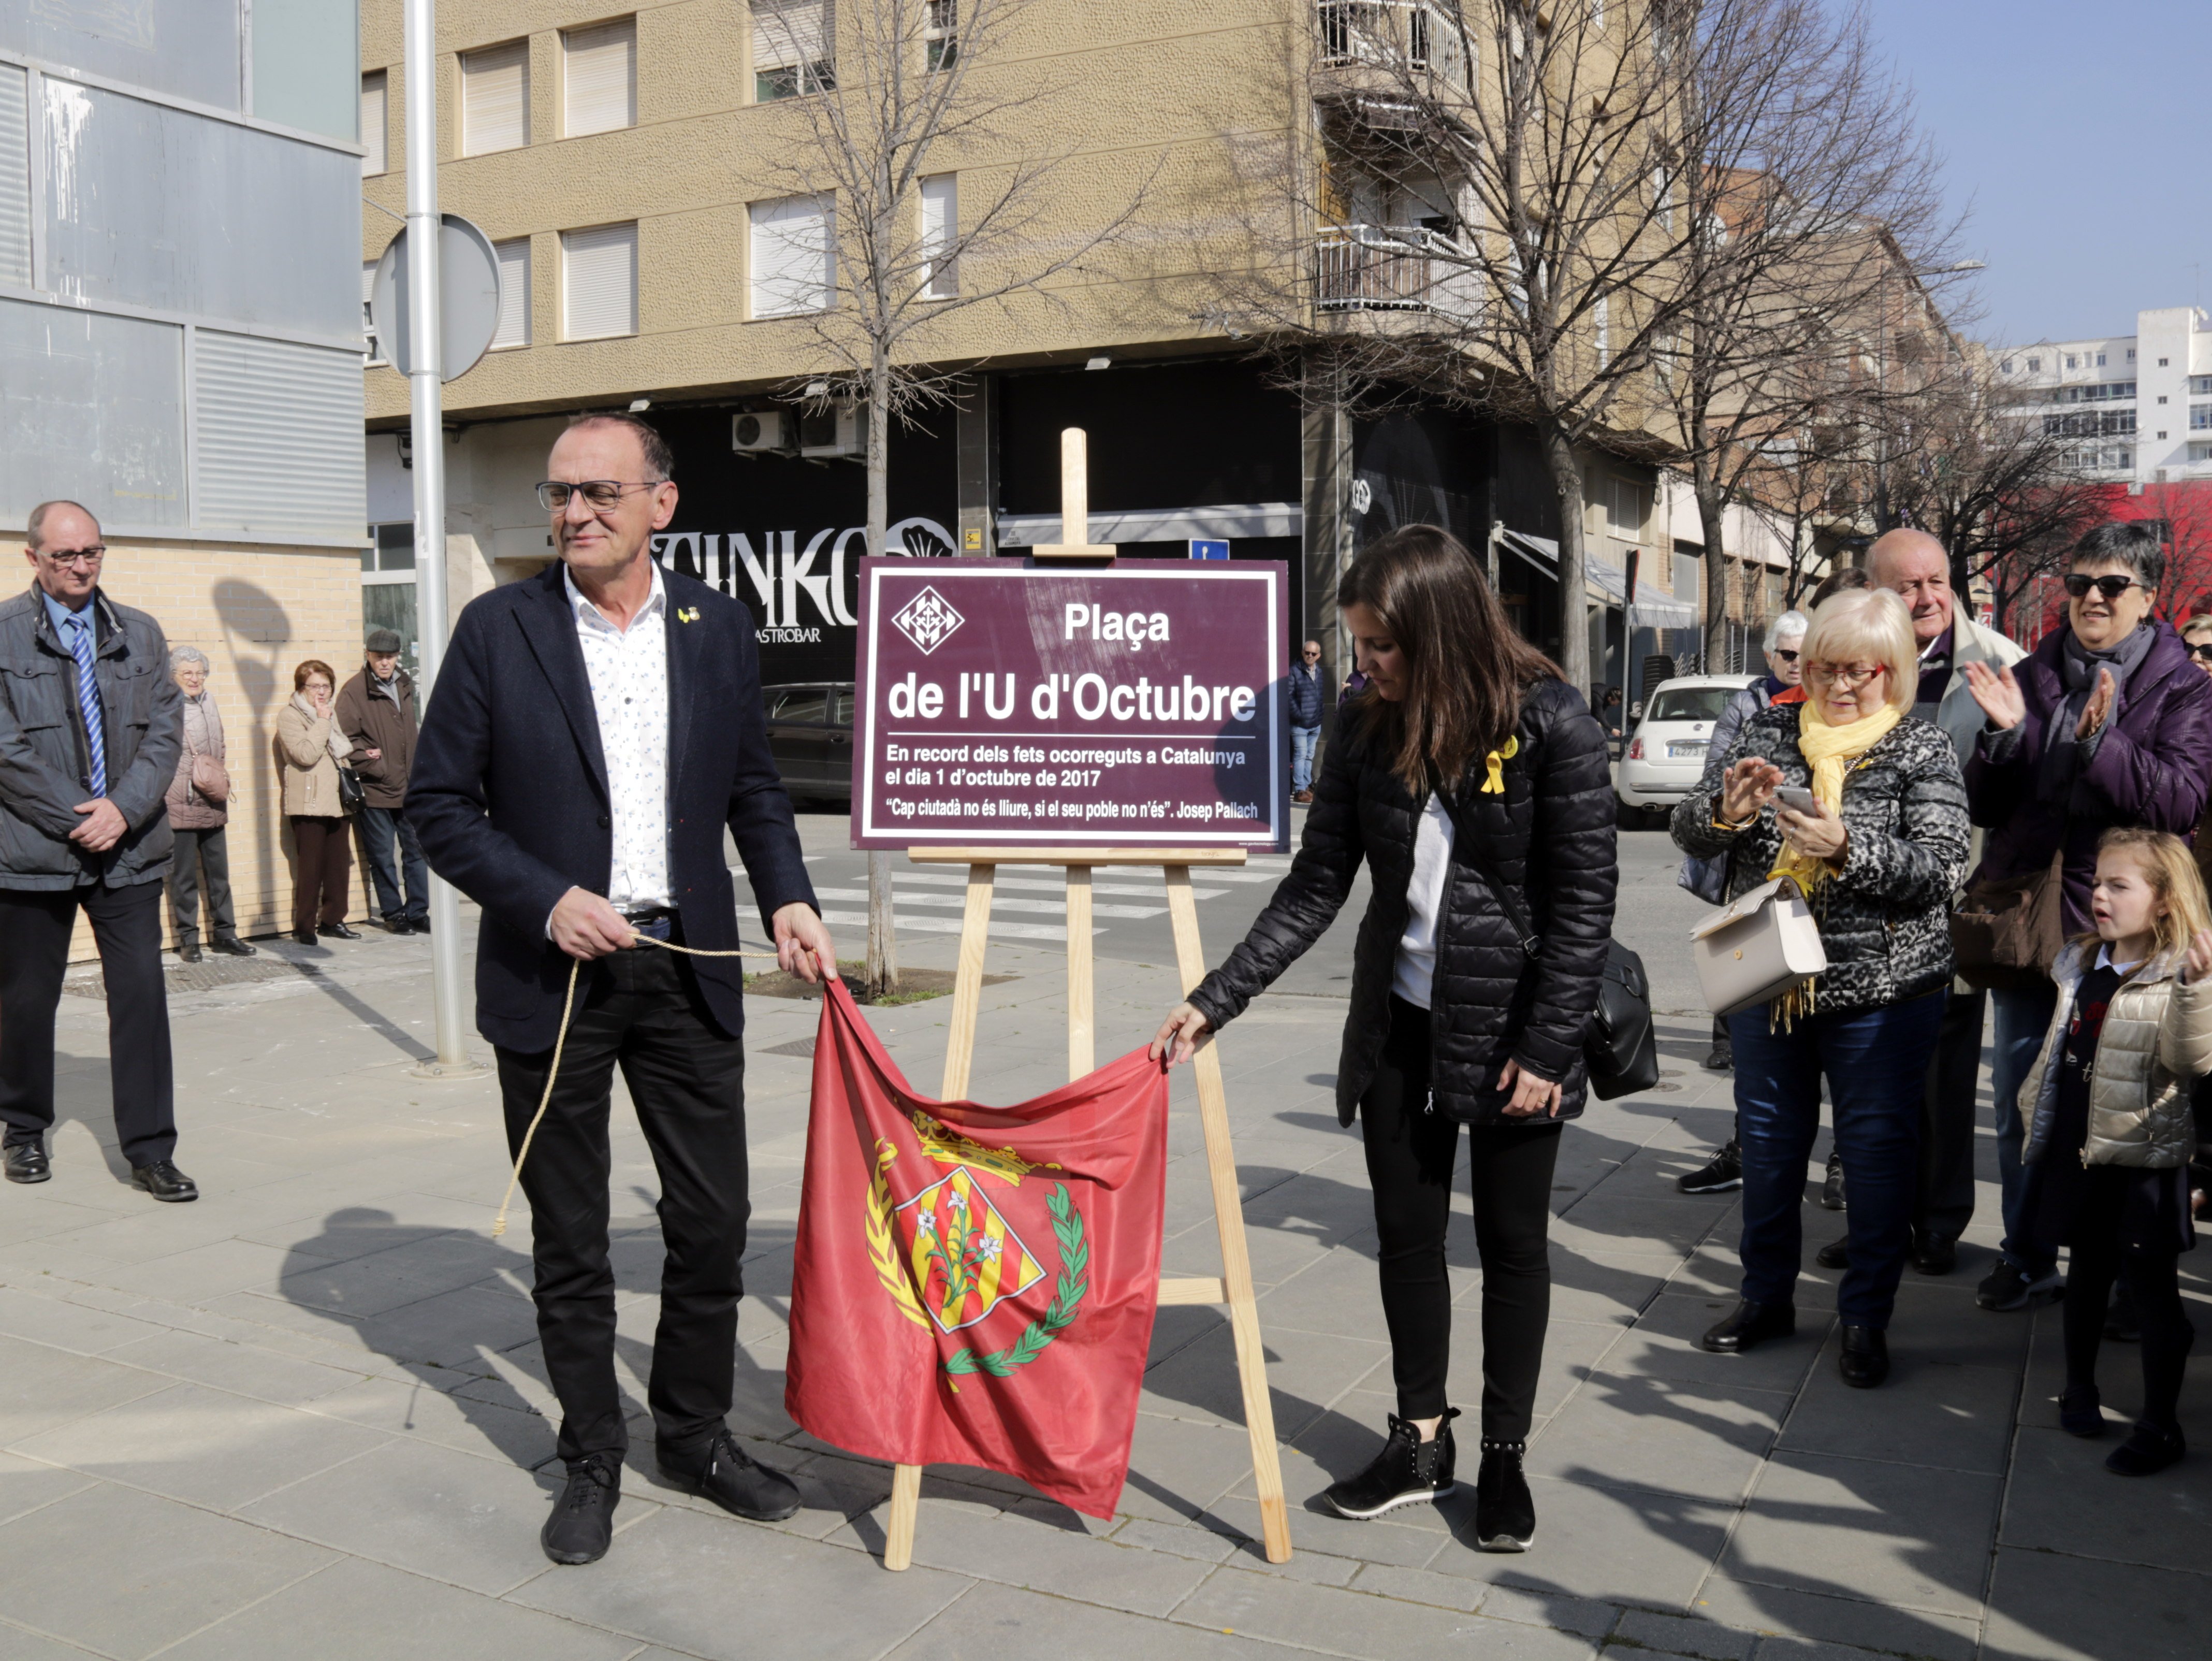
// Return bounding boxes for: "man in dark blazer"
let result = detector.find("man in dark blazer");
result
[410,413,836,1567]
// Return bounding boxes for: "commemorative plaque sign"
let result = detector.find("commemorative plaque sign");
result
[850,557,1289,849]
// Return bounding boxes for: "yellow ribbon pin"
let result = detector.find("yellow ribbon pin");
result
[677,606,700,623]
[1481,734,1519,795]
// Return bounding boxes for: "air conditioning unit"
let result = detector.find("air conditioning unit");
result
[731,410,793,453]
[798,403,866,459]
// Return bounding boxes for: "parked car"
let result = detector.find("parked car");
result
[764,682,854,803]
[1615,673,1756,827]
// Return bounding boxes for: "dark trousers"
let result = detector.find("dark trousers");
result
[1913,990,1986,1242]
[1730,993,1943,1328]
[165,825,238,947]
[2065,1227,2194,1433]
[0,880,177,1166]
[289,815,352,933]
[1361,996,1563,1440]
[356,804,428,925]
[493,942,749,1464]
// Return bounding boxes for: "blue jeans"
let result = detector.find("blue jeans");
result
[1292,725,1320,793]
[1989,981,2060,1276]
[357,804,428,925]
[1730,993,1945,1328]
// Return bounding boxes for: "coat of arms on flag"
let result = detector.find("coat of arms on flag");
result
[787,982,1168,1519]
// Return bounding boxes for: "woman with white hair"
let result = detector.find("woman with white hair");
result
[1673,588,1970,1388]
[163,648,255,962]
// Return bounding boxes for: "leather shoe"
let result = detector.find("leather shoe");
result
[211,936,257,956]
[406,916,431,935]
[1700,1299,1796,1354]
[176,943,203,964]
[130,1160,198,1203]
[1815,1236,1851,1270]
[1838,1324,1889,1388]
[657,1427,801,1522]
[542,1453,620,1565]
[318,922,362,941]
[292,929,321,947]
[4,1143,51,1184]
[1912,1233,1958,1276]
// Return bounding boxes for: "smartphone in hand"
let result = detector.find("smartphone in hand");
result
[1774,785,1817,817]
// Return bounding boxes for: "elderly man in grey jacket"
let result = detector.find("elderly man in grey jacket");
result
[0,501,194,1199]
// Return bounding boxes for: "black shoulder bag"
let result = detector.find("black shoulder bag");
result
[1437,785,1661,1103]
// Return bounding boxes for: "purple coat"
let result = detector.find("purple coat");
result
[1967,618,2212,934]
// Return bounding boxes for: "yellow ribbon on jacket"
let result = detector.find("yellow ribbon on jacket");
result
[1764,696,1901,894]
[1481,734,1519,794]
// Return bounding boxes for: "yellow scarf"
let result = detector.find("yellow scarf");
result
[1765,697,1902,893]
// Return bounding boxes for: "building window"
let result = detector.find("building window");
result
[925,0,957,69]
[2027,356,2041,372]
[362,524,420,676]
[2192,406,2212,431]
[1999,358,2013,373]
[2191,442,2212,464]
[2158,430,2167,441]
[2191,377,2212,395]
[2097,353,2106,366]
[754,1,835,100]
[563,19,636,136]
[2065,355,2078,370]
[562,222,638,339]
[2128,348,2136,361]
[919,173,957,297]
[461,40,531,156]
[360,70,388,176]
[2159,357,2170,366]
[750,194,835,316]
[362,261,383,364]
[492,238,532,348]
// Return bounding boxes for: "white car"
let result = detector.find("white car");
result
[1617,674,1758,824]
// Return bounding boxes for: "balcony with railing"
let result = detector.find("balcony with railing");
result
[1314,225,1481,323]
[1317,1,1470,82]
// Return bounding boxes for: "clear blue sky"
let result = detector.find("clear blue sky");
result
[1859,0,2208,346]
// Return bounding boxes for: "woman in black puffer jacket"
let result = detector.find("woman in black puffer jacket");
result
[1151,526,1618,1554]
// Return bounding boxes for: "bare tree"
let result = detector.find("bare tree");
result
[752,0,1147,994]
[1653,0,1957,666]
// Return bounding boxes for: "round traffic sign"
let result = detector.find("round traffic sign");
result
[370,215,503,382]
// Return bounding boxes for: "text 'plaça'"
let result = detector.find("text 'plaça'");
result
[885,672,1259,725]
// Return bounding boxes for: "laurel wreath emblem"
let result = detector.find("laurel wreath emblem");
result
[865,1139,928,1329]
[943,1183,1087,1379]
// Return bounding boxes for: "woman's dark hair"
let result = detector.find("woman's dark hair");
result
[1337,524,1561,793]
[2072,520,2165,592]
[1809,565,1872,606]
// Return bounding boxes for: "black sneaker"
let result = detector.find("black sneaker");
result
[656,1426,801,1522]
[1821,1151,1845,1210]
[1678,1139,1742,1194]
[1324,1410,1458,1520]
[1702,1042,1734,1073]
[542,1452,620,1564]
[1976,1261,2062,1312]
[1473,1438,1536,1552]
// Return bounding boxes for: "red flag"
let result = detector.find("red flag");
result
[785,981,1169,1519]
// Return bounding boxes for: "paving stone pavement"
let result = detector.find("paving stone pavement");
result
[1,830,2206,1660]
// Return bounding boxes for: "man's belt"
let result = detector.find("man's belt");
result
[623,907,675,942]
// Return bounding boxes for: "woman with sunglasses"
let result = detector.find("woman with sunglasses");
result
[1961,522,2212,1315]
[1676,589,1969,1389]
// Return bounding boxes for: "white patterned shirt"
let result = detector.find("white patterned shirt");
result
[565,561,673,914]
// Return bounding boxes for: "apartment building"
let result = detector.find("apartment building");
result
[3,0,374,944]
[1995,306,2212,484]
[360,0,1693,699]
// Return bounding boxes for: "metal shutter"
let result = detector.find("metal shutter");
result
[752,0,831,71]
[461,40,529,156]
[919,173,956,298]
[749,194,833,317]
[194,330,366,538]
[562,222,636,339]
[563,19,635,136]
[359,71,387,175]
[492,237,531,348]
[0,64,27,287]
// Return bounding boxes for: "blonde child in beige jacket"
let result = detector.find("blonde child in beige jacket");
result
[2018,827,2212,1477]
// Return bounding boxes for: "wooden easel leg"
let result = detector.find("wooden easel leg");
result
[939,864,994,1101]
[884,1462,923,1571]
[1065,866,1094,1079]
[1163,867,1293,1563]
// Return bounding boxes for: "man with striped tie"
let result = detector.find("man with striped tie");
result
[0,501,195,1199]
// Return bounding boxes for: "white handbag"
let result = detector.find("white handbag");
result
[1691,875,1828,1017]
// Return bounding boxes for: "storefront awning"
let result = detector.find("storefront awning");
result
[1497,529,1698,629]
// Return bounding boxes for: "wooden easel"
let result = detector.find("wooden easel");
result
[878,846,1293,1569]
